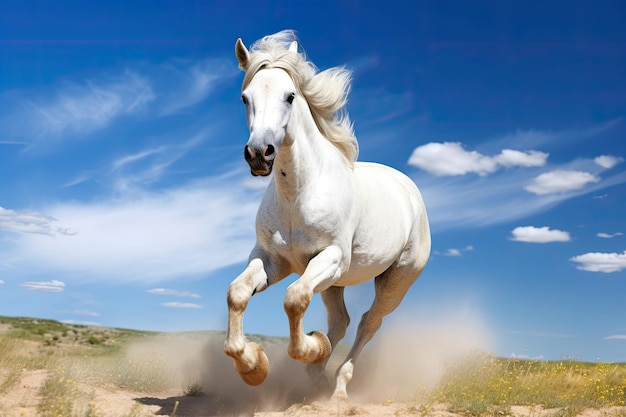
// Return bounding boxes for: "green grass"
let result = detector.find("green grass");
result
[427,351,626,416]
[0,315,152,350]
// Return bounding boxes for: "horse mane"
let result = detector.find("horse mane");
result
[242,30,359,165]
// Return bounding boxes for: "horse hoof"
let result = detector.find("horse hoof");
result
[236,343,269,386]
[307,330,331,365]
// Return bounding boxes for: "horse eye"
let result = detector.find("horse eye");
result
[286,92,295,104]
[241,95,248,105]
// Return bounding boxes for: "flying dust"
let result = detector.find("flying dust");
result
[122,305,493,415]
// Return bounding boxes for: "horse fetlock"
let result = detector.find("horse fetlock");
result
[223,339,245,358]
[332,360,354,402]
[308,330,332,364]
[289,331,331,364]
[231,342,270,386]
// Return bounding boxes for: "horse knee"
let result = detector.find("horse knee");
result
[227,281,251,312]
[284,282,312,316]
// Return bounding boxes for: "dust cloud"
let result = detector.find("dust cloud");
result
[125,305,493,415]
[350,306,495,402]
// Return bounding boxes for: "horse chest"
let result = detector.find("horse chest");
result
[257,212,336,273]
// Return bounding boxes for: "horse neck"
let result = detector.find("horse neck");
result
[273,99,347,199]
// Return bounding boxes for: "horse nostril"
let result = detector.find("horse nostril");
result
[264,145,275,158]
[244,145,256,162]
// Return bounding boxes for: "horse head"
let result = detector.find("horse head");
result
[236,38,299,176]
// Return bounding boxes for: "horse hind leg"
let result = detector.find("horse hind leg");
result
[331,262,425,402]
[306,286,350,387]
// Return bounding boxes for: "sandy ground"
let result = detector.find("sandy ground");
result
[3,370,625,417]
[2,314,624,417]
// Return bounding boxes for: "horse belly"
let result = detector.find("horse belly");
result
[334,260,391,286]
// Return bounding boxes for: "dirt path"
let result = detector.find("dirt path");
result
[2,371,625,417]
[0,369,50,417]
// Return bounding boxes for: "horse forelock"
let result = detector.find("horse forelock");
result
[242,31,359,164]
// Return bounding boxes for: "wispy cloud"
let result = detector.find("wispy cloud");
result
[603,335,626,340]
[510,226,571,243]
[157,58,237,115]
[434,246,474,257]
[147,288,201,298]
[507,329,574,338]
[0,57,236,147]
[351,88,415,124]
[0,280,4,285]
[597,232,623,239]
[108,132,208,192]
[0,206,77,235]
[5,71,154,143]
[509,353,545,360]
[62,319,101,326]
[160,302,202,309]
[0,175,260,284]
[570,251,626,273]
[70,310,101,317]
[19,280,65,292]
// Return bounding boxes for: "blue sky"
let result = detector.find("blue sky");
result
[1,1,625,363]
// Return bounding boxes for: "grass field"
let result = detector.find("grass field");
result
[1,316,625,417]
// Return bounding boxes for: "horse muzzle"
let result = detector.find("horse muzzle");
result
[244,145,275,176]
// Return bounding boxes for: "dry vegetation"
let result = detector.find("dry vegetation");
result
[1,316,625,417]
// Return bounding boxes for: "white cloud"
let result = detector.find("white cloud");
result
[70,310,101,317]
[597,232,623,239]
[161,302,202,309]
[440,246,474,257]
[408,142,498,176]
[509,353,545,360]
[0,176,260,284]
[570,251,626,273]
[407,123,626,231]
[147,288,201,298]
[62,319,101,326]
[603,335,626,340]
[19,280,65,292]
[595,155,623,169]
[510,226,571,243]
[524,170,600,195]
[494,149,548,168]
[0,280,4,285]
[407,142,547,176]
[412,159,626,231]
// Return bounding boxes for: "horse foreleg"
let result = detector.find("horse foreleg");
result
[224,258,270,386]
[284,246,344,365]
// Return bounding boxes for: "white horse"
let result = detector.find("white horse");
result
[224,31,431,401]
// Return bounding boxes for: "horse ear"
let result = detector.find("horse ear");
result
[235,38,249,71]
[288,41,298,53]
